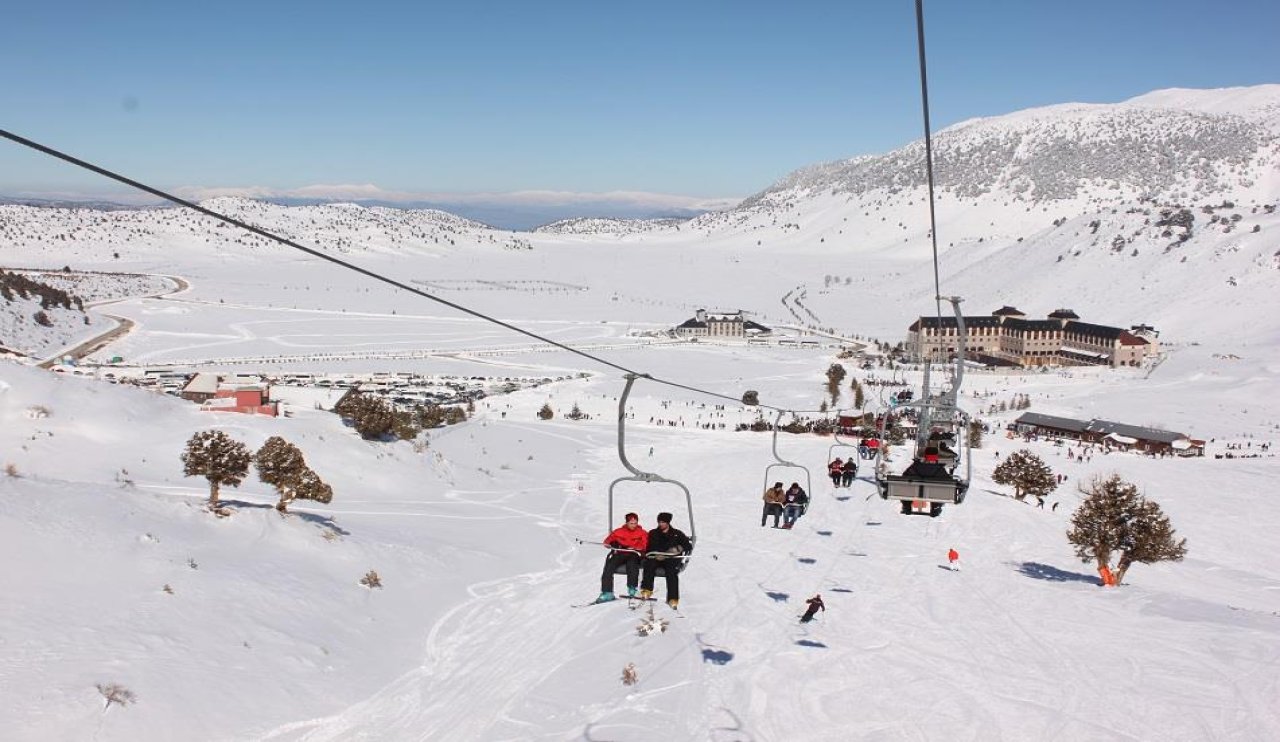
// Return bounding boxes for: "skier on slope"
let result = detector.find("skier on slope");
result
[800,594,825,623]
[596,512,648,602]
[947,548,960,571]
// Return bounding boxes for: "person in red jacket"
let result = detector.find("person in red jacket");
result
[598,512,649,602]
[828,458,844,487]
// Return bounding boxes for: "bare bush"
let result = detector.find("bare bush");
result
[96,683,136,710]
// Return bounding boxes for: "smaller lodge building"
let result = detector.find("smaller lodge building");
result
[181,373,278,416]
[674,309,772,339]
[1013,411,1203,456]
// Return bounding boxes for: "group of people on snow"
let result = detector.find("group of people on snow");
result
[827,457,857,487]
[598,511,692,609]
[761,481,808,528]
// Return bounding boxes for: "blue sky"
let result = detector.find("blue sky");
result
[2,0,1278,203]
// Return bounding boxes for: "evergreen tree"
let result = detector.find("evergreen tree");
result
[825,363,846,403]
[336,392,395,440]
[852,379,865,409]
[538,403,554,420]
[967,420,984,449]
[992,449,1055,501]
[1067,474,1187,584]
[181,430,250,509]
[254,436,308,512]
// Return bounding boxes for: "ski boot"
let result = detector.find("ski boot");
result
[667,598,679,610]
[627,586,638,598]
[639,589,652,601]
[596,591,615,603]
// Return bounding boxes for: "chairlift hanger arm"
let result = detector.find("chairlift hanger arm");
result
[770,410,803,468]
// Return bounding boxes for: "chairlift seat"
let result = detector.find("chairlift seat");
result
[879,460,965,504]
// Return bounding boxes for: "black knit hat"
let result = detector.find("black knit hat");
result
[656,512,673,524]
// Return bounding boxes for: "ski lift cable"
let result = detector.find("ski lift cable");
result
[1,127,801,416]
[914,0,944,326]
[914,0,968,397]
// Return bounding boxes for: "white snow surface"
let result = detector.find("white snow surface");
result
[1,84,1280,741]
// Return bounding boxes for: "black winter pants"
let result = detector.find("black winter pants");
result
[601,552,641,592]
[641,557,679,600]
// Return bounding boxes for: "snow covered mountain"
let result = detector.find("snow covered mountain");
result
[740,85,1280,210]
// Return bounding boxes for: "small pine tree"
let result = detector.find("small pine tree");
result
[566,403,585,420]
[181,430,251,509]
[1067,474,1187,584]
[991,448,1056,501]
[254,436,308,512]
[537,403,554,420]
[852,379,865,409]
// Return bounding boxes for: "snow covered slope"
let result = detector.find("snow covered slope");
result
[1,84,1279,741]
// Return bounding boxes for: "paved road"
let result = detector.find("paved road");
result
[36,273,189,368]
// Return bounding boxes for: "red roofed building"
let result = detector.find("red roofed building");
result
[188,375,279,416]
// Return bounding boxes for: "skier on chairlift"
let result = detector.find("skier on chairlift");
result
[841,458,858,486]
[828,458,844,487]
[782,483,808,528]
[596,512,648,602]
[640,512,692,609]
[761,481,786,527]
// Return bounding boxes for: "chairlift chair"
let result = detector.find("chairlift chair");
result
[874,297,973,517]
[827,410,862,485]
[763,409,813,515]
[606,374,695,576]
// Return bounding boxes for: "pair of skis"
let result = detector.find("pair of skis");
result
[573,595,679,611]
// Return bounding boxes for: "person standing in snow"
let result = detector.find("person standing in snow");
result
[801,594,825,623]
[947,548,960,570]
[597,512,648,602]
[640,512,692,609]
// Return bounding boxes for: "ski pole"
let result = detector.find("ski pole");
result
[573,538,645,556]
